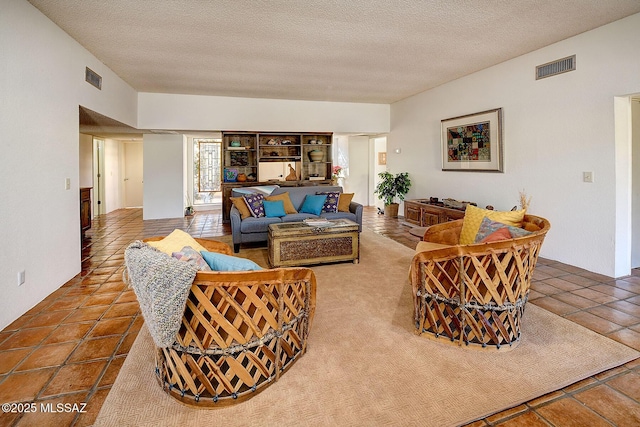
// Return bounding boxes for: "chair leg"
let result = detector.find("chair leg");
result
[234,243,240,253]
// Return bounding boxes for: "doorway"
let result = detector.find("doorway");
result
[370,136,387,209]
[124,142,143,207]
[632,97,640,268]
[92,138,105,216]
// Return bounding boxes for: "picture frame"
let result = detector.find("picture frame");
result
[224,168,238,182]
[441,108,503,172]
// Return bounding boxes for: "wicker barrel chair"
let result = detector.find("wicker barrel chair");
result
[143,237,317,407]
[409,215,550,351]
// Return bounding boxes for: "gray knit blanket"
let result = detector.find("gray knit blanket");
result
[124,241,197,348]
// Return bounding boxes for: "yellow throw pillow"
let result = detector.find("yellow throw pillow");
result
[337,193,354,212]
[230,196,252,219]
[147,229,207,255]
[266,192,297,214]
[459,204,525,245]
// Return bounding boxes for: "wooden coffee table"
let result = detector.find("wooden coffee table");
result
[268,219,360,267]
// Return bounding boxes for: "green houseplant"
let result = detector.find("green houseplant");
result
[374,171,411,217]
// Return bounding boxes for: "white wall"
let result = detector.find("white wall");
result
[372,137,387,209]
[143,134,186,220]
[138,93,389,134]
[0,0,137,329]
[389,13,640,277]
[632,99,640,268]
[347,136,370,206]
[79,133,93,187]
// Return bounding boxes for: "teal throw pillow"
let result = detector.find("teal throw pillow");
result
[263,200,286,218]
[200,251,263,272]
[299,194,327,215]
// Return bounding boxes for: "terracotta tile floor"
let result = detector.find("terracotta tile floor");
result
[0,207,638,426]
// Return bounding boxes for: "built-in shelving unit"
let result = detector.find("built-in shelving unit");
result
[220,131,334,221]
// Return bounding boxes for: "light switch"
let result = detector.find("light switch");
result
[583,172,593,183]
[65,178,71,190]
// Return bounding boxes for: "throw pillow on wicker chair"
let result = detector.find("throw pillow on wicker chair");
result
[147,229,208,255]
[474,217,533,243]
[459,205,525,245]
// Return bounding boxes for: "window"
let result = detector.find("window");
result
[193,139,221,204]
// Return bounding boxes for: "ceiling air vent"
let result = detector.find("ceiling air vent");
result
[85,67,102,90]
[536,55,575,80]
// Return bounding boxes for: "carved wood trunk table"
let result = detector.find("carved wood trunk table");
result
[268,219,360,267]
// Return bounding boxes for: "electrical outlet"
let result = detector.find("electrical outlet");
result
[18,271,25,286]
[583,171,594,183]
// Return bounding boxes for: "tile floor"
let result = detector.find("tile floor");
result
[0,206,638,426]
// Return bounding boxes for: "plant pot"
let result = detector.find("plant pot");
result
[384,203,399,218]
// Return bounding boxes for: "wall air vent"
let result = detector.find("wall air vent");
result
[536,55,576,80]
[85,67,102,90]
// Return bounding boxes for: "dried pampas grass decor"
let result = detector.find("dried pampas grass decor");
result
[519,190,532,211]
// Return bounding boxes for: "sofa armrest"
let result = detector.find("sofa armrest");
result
[349,201,363,231]
[229,205,243,252]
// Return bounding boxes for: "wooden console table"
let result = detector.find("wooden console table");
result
[268,219,360,267]
[80,187,92,238]
[404,199,465,227]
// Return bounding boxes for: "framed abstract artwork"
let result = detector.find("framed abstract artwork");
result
[441,108,503,172]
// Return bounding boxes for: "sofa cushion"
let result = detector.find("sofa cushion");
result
[264,200,287,218]
[201,251,263,271]
[317,191,340,213]
[243,193,266,218]
[265,192,297,214]
[281,213,319,222]
[320,212,357,223]
[459,205,525,245]
[338,193,354,212]
[474,217,533,243]
[270,185,342,211]
[230,196,252,219]
[240,216,282,233]
[478,227,512,243]
[147,229,207,255]
[300,194,327,215]
[172,246,212,271]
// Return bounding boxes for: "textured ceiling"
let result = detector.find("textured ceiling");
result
[29,0,640,105]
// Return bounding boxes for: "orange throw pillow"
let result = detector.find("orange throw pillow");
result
[338,193,354,212]
[230,197,252,219]
[266,192,297,214]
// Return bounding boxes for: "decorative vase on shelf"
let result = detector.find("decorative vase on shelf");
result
[308,150,324,162]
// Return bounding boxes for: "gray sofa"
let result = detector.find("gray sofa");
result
[230,185,363,252]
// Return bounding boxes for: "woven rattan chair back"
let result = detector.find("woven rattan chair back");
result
[410,215,550,350]
[143,238,317,407]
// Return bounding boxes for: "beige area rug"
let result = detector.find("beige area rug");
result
[96,231,639,427]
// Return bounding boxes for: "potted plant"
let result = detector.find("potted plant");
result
[331,165,343,185]
[185,194,195,217]
[374,171,411,217]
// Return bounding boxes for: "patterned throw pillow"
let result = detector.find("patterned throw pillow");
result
[316,191,340,213]
[172,246,212,271]
[459,205,525,245]
[474,217,532,244]
[243,193,265,218]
